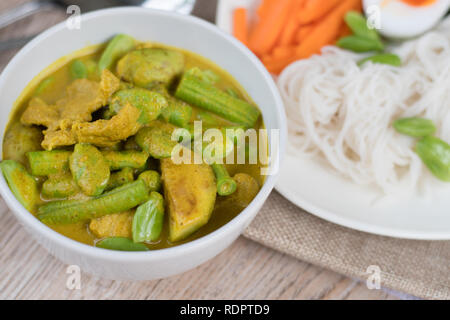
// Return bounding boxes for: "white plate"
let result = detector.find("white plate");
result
[277,152,450,240]
[216,0,261,33]
[216,0,450,240]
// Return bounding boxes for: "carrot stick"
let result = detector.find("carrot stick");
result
[264,0,361,74]
[337,23,352,39]
[272,46,296,59]
[295,0,361,59]
[248,0,294,56]
[295,23,316,44]
[297,0,341,24]
[256,0,273,18]
[233,7,249,45]
[279,0,306,46]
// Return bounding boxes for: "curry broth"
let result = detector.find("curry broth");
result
[3,42,266,250]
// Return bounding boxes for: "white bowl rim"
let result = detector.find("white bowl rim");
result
[0,7,287,261]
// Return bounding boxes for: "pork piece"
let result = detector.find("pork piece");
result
[21,69,120,131]
[56,69,119,124]
[73,103,142,147]
[89,210,134,238]
[42,103,142,149]
[41,128,77,150]
[21,97,59,129]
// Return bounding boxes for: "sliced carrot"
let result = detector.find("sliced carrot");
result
[233,7,249,45]
[248,0,294,56]
[297,0,341,24]
[278,0,306,46]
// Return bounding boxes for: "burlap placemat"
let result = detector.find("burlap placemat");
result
[243,191,450,300]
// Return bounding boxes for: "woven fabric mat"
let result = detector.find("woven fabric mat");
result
[243,191,450,300]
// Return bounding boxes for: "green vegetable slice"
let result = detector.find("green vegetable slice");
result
[415,136,450,182]
[393,117,436,137]
[96,237,149,251]
[359,53,401,67]
[132,192,165,243]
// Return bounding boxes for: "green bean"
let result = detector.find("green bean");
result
[70,59,88,79]
[138,170,161,192]
[96,237,149,251]
[187,125,246,160]
[337,36,384,53]
[175,72,260,127]
[110,88,168,124]
[132,191,165,243]
[106,167,134,191]
[27,150,71,176]
[211,164,237,196]
[38,180,149,224]
[195,110,231,127]
[393,117,436,137]
[98,34,135,72]
[0,160,39,212]
[102,150,148,170]
[358,53,402,67]
[344,11,380,41]
[135,120,179,159]
[186,67,220,85]
[152,85,192,127]
[415,136,450,182]
[34,77,55,96]
[160,97,192,127]
[70,144,110,196]
[42,173,80,199]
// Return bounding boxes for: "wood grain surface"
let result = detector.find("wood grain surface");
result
[0,0,400,300]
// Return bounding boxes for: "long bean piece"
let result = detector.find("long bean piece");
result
[42,173,80,198]
[38,180,149,225]
[105,167,134,191]
[27,150,71,176]
[102,150,149,170]
[211,163,237,196]
[175,72,260,128]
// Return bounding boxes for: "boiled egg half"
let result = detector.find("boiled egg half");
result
[363,0,450,38]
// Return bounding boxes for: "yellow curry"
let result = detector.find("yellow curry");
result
[1,34,265,251]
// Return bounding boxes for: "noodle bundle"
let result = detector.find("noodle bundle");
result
[277,19,450,193]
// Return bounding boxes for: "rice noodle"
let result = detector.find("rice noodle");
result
[277,19,450,194]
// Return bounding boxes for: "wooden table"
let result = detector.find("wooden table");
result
[0,0,399,300]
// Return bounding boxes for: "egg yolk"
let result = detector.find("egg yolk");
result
[400,0,436,6]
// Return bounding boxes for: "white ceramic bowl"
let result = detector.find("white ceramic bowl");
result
[0,7,286,280]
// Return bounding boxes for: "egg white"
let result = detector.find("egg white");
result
[363,0,450,38]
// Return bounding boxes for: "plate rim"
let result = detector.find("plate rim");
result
[275,158,450,240]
